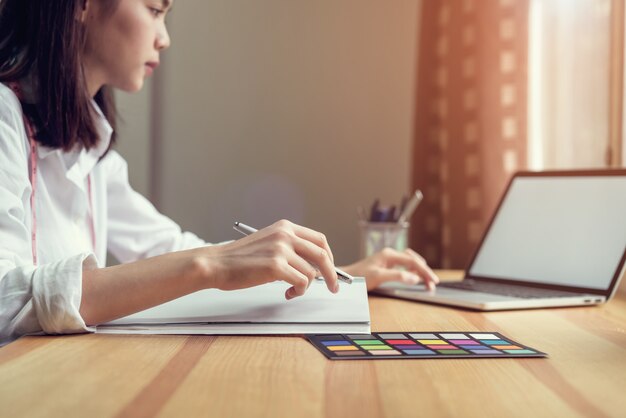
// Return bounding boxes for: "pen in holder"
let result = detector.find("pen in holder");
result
[358,190,422,257]
[359,220,409,258]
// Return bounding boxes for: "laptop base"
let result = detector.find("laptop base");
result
[372,283,605,311]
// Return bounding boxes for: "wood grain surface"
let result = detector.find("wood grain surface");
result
[1,271,625,418]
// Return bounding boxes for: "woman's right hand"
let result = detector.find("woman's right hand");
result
[194,220,340,300]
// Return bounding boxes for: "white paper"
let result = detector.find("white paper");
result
[96,278,370,335]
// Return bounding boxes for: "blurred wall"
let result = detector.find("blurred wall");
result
[116,0,422,265]
[115,86,152,197]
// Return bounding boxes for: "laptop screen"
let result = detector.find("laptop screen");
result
[468,172,626,292]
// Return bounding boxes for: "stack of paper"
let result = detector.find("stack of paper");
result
[96,278,370,335]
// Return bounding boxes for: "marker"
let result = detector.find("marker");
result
[397,189,423,224]
[233,222,354,284]
[369,198,380,222]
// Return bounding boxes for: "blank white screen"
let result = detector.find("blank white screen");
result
[469,176,626,290]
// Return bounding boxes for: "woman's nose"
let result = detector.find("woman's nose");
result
[156,25,171,50]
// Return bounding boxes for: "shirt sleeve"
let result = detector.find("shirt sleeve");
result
[102,151,214,263]
[0,86,93,346]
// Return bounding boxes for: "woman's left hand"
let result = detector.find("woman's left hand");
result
[340,248,439,291]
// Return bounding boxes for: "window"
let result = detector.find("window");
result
[528,0,624,169]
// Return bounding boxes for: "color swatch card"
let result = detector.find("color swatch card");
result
[306,332,547,360]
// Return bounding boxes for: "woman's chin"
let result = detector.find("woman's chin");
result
[113,77,145,93]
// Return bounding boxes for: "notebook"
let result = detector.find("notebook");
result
[373,170,626,310]
[96,277,370,335]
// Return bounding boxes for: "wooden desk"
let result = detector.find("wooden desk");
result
[1,271,625,418]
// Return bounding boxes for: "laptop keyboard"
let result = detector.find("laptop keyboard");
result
[439,280,580,299]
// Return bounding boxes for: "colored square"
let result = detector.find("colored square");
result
[392,344,423,350]
[426,345,457,350]
[306,332,546,360]
[353,340,384,345]
[439,333,469,339]
[470,349,503,354]
[327,346,359,351]
[347,334,377,340]
[417,339,446,344]
[363,345,393,350]
[437,349,468,354]
[504,349,536,354]
[378,333,408,339]
[482,340,510,345]
[460,345,490,350]
[321,340,351,346]
[317,335,347,341]
[403,349,436,355]
[470,333,499,339]
[370,350,402,355]
[409,333,438,339]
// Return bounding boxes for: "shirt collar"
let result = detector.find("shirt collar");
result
[59,101,113,188]
[36,143,57,159]
[89,99,114,158]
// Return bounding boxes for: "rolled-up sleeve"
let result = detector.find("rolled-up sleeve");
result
[1,254,96,345]
[0,88,93,345]
[31,254,97,333]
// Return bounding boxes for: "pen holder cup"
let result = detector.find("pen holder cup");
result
[359,221,410,258]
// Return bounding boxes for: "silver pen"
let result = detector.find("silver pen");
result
[397,189,423,224]
[233,222,353,284]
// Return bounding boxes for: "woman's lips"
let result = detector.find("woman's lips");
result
[145,62,159,75]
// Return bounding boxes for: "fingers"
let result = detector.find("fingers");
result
[276,259,311,300]
[258,220,338,296]
[377,268,423,285]
[269,220,338,293]
[291,236,339,293]
[287,221,335,265]
[379,247,439,290]
[404,248,439,290]
[363,266,424,291]
[286,251,318,291]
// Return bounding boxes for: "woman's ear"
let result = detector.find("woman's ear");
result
[79,0,90,22]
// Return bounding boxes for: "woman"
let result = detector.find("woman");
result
[0,0,438,345]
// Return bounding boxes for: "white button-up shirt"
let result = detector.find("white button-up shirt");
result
[0,83,208,345]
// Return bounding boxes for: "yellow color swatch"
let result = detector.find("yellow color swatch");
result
[327,346,359,351]
[417,339,446,345]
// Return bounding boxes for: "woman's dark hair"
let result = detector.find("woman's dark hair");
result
[0,0,116,152]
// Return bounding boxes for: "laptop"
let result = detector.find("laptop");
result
[373,170,626,310]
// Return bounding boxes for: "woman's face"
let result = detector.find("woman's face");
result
[82,0,173,95]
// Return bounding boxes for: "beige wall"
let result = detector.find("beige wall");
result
[117,0,422,265]
[115,85,153,197]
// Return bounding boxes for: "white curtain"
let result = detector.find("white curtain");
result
[528,0,614,169]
